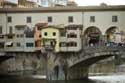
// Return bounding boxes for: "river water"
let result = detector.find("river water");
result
[0,74,125,83]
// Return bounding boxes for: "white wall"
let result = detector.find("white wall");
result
[6,12,82,30]
[0,14,7,34]
[83,11,125,35]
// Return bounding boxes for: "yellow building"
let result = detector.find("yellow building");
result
[18,0,37,8]
[0,0,17,8]
[41,26,60,52]
[0,0,38,8]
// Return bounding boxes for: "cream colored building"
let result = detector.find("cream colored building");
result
[0,5,125,52]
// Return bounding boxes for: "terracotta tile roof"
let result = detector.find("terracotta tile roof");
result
[0,5,125,13]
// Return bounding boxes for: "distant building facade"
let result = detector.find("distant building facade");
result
[0,5,125,52]
[0,0,42,8]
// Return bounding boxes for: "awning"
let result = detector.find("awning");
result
[5,41,13,46]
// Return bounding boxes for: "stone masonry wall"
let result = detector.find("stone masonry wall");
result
[0,52,46,74]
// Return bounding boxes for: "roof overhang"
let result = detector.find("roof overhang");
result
[0,5,125,13]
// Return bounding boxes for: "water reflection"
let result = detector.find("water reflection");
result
[0,73,125,83]
[89,75,125,83]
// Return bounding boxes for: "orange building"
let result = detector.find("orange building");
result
[34,23,48,51]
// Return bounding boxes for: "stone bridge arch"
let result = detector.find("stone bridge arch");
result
[67,50,121,80]
[83,26,102,46]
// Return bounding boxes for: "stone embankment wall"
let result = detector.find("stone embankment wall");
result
[0,52,46,73]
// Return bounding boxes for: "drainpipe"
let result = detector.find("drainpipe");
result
[5,12,8,51]
[82,11,84,50]
[5,12,7,35]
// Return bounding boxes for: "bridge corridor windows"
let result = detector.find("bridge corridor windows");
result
[84,26,102,46]
[67,42,77,47]
[67,33,77,38]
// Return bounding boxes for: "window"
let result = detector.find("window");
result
[7,16,12,23]
[27,16,32,23]
[68,16,73,23]
[17,34,19,38]
[0,42,4,48]
[26,33,34,38]
[112,16,118,22]
[60,32,66,37]
[39,34,41,38]
[35,40,41,47]
[20,34,24,38]
[67,33,77,38]
[9,26,13,34]
[7,36,13,39]
[53,32,56,36]
[44,32,48,36]
[37,27,41,30]
[16,42,21,47]
[67,26,77,30]
[67,42,77,47]
[48,16,52,22]
[90,16,95,22]
[17,34,24,38]
[26,43,34,47]
[0,26,2,34]
[59,42,67,47]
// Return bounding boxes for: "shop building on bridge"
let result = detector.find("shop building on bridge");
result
[0,5,125,52]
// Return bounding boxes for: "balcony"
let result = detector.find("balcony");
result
[2,0,17,8]
[5,41,13,47]
[0,34,5,39]
[5,33,15,39]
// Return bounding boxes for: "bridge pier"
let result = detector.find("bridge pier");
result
[68,66,88,80]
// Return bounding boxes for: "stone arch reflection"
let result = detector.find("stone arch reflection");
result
[84,26,102,46]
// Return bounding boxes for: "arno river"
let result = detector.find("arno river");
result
[0,74,125,83]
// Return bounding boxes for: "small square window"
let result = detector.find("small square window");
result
[112,16,118,22]
[8,16,12,23]
[9,26,13,34]
[17,34,19,38]
[44,32,48,36]
[20,34,24,38]
[0,26,2,34]
[27,16,32,23]
[26,43,34,47]
[68,16,73,23]
[90,16,95,22]
[17,42,21,47]
[48,16,52,22]
[53,32,56,36]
